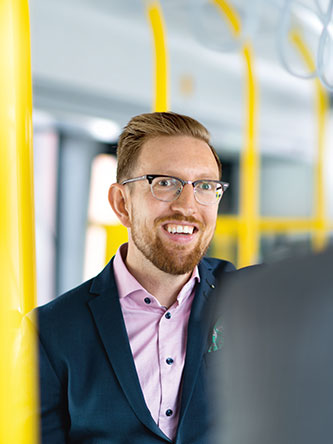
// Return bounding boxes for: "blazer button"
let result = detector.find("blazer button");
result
[165,312,171,319]
[166,409,173,416]
[166,357,174,365]
[144,297,151,304]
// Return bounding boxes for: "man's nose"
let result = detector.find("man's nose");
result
[169,184,196,216]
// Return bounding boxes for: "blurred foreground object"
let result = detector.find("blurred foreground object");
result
[0,0,39,442]
[215,247,333,444]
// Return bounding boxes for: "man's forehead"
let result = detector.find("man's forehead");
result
[139,135,216,163]
[141,134,208,149]
[133,135,220,179]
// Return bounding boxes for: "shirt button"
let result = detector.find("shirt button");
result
[165,409,173,417]
[165,312,171,319]
[144,297,151,304]
[166,358,174,365]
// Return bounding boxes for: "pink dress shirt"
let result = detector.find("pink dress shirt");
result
[113,244,200,440]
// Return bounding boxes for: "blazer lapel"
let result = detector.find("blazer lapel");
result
[178,260,220,426]
[87,260,171,442]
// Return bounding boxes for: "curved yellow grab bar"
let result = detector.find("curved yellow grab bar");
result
[213,0,260,267]
[289,30,330,252]
[146,0,169,112]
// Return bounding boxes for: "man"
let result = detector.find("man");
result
[214,247,333,444]
[33,112,235,443]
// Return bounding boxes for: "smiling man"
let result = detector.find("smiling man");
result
[35,112,236,443]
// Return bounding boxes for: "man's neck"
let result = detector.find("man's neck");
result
[124,244,193,308]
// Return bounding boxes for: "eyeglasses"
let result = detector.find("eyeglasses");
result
[121,174,229,206]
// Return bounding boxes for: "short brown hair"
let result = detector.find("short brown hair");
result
[116,112,222,182]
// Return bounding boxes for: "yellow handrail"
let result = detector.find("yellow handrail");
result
[215,215,333,235]
[0,0,39,442]
[289,30,329,252]
[146,0,169,112]
[102,0,170,261]
[213,0,260,267]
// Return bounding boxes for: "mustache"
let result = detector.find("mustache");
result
[154,214,204,230]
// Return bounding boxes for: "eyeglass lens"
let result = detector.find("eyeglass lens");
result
[150,177,222,205]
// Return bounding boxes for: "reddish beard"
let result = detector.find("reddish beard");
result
[131,213,212,275]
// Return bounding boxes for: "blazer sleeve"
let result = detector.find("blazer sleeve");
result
[38,336,70,443]
[27,311,70,443]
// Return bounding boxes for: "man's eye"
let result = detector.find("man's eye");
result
[198,182,213,191]
[157,179,173,187]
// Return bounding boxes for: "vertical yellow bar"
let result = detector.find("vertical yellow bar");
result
[289,31,329,252]
[0,0,39,442]
[313,82,329,251]
[104,224,128,265]
[146,0,169,112]
[238,43,260,267]
[213,0,260,267]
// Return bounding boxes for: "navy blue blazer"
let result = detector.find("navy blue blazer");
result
[34,256,235,443]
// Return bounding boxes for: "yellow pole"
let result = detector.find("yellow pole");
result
[146,0,169,112]
[104,0,169,261]
[213,0,260,267]
[104,224,128,264]
[289,31,329,251]
[238,43,260,267]
[101,0,169,265]
[0,1,39,442]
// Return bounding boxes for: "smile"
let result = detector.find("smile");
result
[165,224,195,235]
[160,223,200,245]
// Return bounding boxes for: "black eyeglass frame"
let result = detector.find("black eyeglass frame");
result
[121,174,229,205]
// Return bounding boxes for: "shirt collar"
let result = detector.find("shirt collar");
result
[113,243,145,299]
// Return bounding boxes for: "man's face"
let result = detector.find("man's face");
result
[125,135,221,275]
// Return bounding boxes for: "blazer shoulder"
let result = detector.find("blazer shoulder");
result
[38,277,94,316]
[202,256,237,274]
[37,261,113,316]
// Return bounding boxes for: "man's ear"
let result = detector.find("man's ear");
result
[108,183,131,228]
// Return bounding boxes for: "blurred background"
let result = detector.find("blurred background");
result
[30,0,333,305]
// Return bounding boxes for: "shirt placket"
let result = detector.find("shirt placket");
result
[157,305,183,438]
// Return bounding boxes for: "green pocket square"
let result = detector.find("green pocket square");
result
[208,318,224,352]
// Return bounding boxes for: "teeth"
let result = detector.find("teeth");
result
[166,224,194,234]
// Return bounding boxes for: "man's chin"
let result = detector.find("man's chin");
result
[152,258,197,275]
[150,243,208,275]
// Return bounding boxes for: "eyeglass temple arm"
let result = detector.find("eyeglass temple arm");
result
[121,175,147,185]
